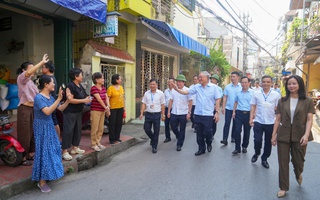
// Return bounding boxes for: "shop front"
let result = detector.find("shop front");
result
[135,17,209,118]
[0,0,107,113]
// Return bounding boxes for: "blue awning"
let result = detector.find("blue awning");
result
[140,18,209,57]
[50,0,107,23]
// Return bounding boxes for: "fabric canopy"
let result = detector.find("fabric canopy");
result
[50,0,106,23]
[141,17,209,57]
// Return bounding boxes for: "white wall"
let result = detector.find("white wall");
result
[172,4,200,40]
[223,35,244,71]
[0,13,54,80]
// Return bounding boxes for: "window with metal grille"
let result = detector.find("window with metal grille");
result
[178,0,195,12]
[140,50,174,97]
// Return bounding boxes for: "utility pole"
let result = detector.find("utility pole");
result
[242,12,251,76]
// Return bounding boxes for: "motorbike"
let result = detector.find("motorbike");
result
[0,115,24,167]
[308,89,320,106]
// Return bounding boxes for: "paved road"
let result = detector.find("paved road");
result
[10,121,320,200]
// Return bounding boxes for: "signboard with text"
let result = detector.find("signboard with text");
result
[93,15,118,38]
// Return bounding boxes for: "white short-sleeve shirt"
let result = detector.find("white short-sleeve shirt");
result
[250,89,281,124]
[170,86,192,115]
[142,89,165,113]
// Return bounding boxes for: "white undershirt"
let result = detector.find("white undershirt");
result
[290,98,298,124]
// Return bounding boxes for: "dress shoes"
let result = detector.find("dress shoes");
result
[242,148,247,153]
[277,190,286,198]
[194,150,205,156]
[152,148,157,154]
[262,161,269,169]
[220,140,228,145]
[207,145,212,152]
[296,174,302,185]
[251,154,259,163]
[232,150,241,155]
[163,138,171,143]
[231,138,235,143]
[176,146,181,151]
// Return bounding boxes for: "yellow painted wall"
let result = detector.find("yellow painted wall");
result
[123,23,136,122]
[108,0,152,18]
[92,56,101,75]
[302,63,320,92]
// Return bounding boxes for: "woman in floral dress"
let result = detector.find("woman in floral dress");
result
[32,75,71,192]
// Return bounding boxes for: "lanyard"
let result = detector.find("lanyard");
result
[151,92,154,102]
[261,89,271,102]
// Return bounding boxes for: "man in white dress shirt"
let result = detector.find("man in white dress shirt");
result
[210,74,223,139]
[190,75,198,132]
[163,78,174,143]
[139,79,165,154]
[249,75,281,168]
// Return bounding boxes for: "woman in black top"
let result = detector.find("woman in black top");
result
[61,68,92,161]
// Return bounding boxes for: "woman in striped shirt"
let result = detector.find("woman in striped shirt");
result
[90,72,110,151]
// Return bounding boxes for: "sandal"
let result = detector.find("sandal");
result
[70,147,85,155]
[97,144,106,149]
[62,152,72,161]
[91,145,101,152]
[21,160,32,166]
[277,190,286,198]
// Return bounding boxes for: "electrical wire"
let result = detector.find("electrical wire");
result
[252,0,279,20]
[224,0,269,46]
[215,0,280,64]
[197,0,241,33]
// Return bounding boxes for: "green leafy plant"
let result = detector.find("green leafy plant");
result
[281,17,307,65]
[181,40,230,86]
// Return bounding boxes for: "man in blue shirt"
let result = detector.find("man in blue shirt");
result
[273,83,281,94]
[172,71,220,156]
[231,76,253,155]
[221,71,241,145]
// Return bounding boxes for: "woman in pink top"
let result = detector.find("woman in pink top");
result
[16,54,49,166]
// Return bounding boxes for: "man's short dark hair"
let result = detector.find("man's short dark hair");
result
[261,75,273,81]
[44,60,55,73]
[149,78,158,84]
[231,71,240,76]
[241,76,249,82]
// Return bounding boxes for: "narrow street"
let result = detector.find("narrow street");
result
[10,120,320,200]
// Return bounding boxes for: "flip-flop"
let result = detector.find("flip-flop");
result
[21,160,32,166]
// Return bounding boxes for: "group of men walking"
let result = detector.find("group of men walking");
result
[139,71,281,169]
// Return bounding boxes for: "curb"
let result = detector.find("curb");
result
[0,136,142,200]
